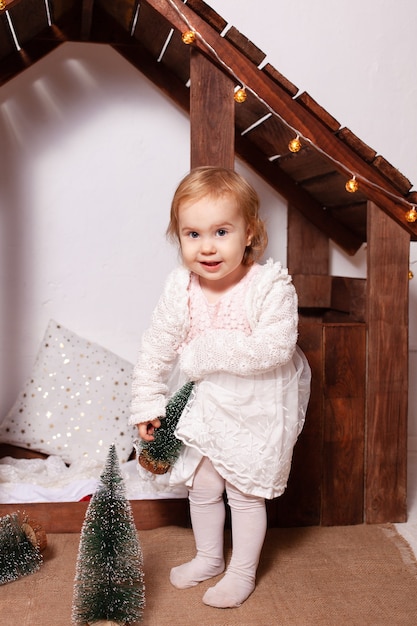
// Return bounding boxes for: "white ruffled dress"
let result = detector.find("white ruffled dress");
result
[131,260,311,500]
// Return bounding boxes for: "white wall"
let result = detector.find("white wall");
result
[1,1,416,439]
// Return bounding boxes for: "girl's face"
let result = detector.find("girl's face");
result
[178,193,252,297]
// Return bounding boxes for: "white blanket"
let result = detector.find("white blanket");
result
[0,455,188,503]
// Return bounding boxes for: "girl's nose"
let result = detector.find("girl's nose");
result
[200,237,216,253]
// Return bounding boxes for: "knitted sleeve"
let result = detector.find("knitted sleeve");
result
[129,268,190,425]
[179,262,298,379]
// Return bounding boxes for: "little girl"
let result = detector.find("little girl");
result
[130,166,310,609]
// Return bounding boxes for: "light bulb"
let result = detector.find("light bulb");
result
[409,270,414,280]
[405,207,417,223]
[182,31,196,44]
[234,88,247,103]
[288,135,302,153]
[345,176,359,193]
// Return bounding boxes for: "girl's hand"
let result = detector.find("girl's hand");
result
[137,418,162,442]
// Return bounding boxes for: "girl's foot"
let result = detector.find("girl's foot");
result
[170,557,225,589]
[202,571,255,608]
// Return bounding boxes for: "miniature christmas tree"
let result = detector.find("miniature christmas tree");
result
[0,511,46,585]
[138,381,194,474]
[72,444,145,625]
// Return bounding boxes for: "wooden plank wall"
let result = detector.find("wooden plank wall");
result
[288,200,409,525]
[286,205,367,526]
[321,324,365,525]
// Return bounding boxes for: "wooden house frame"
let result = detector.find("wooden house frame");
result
[0,0,416,530]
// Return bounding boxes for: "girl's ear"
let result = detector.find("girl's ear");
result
[246,226,254,247]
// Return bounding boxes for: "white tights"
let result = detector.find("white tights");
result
[169,457,267,608]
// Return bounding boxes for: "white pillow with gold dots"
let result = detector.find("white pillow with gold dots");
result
[0,320,136,465]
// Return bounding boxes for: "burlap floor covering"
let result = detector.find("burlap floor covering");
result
[1,524,417,625]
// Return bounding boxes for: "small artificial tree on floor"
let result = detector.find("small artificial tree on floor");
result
[0,511,46,585]
[138,381,194,474]
[72,444,145,625]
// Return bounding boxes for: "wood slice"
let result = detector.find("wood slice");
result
[19,513,48,551]
[138,449,170,474]
[86,621,128,625]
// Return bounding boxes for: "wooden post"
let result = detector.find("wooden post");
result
[366,201,409,523]
[189,48,234,168]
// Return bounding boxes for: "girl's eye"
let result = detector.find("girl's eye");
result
[216,229,227,237]
[188,231,199,239]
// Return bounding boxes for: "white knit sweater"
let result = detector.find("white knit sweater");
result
[129,259,298,426]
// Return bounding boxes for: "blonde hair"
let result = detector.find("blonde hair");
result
[167,166,268,265]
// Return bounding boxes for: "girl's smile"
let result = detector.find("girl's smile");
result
[200,261,221,269]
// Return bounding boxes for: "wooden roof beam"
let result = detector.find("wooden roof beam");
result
[236,134,363,255]
[0,24,69,87]
[0,0,24,11]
